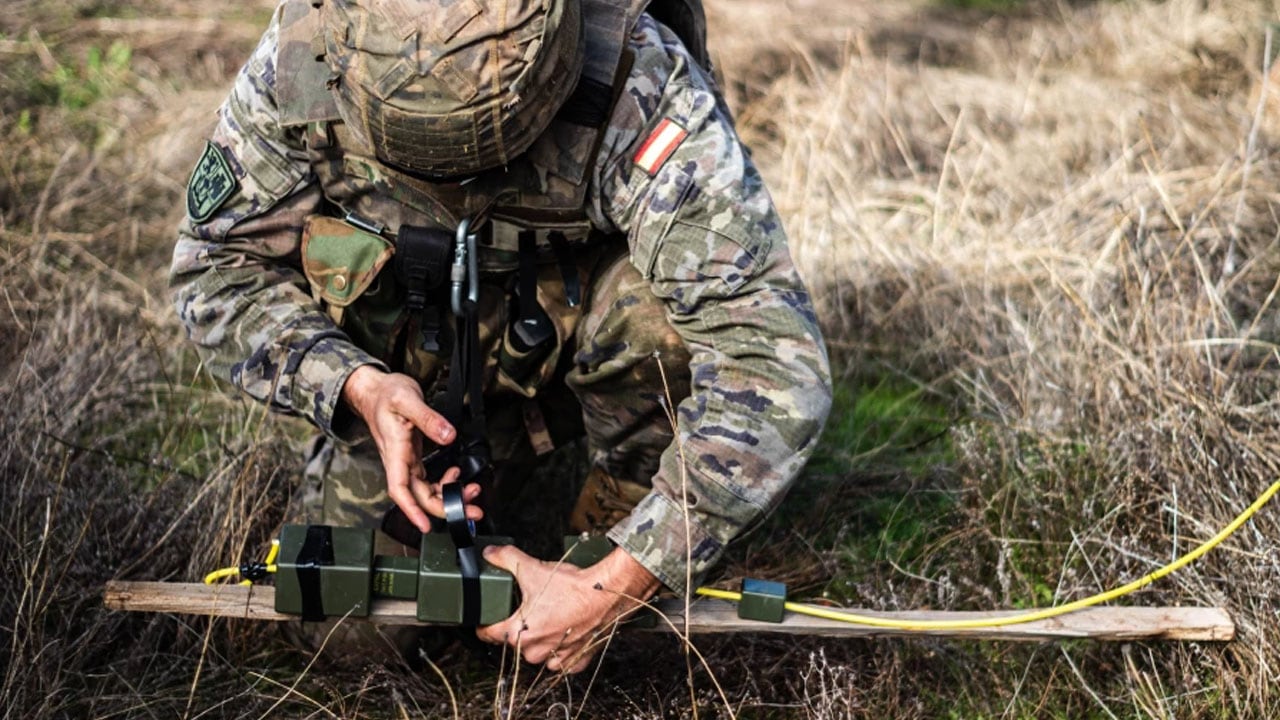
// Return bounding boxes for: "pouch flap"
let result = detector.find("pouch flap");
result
[302,216,395,308]
[278,0,343,127]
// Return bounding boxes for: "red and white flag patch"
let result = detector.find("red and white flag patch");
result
[633,118,688,176]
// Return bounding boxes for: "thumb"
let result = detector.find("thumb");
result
[482,543,533,576]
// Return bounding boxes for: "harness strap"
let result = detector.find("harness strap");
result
[549,231,581,307]
[514,231,556,349]
[555,75,614,128]
[441,223,492,628]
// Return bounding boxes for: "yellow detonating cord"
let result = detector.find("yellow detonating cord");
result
[203,538,280,586]
[697,480,1280,630]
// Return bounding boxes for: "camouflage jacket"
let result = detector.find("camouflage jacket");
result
[171,4,832,594]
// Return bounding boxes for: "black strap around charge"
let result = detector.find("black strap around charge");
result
[295,525,334,622]
[443,481,481,627]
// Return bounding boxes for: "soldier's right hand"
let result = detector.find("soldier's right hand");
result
[340,366,482,533]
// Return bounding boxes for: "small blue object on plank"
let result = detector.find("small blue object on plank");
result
[738,578,787,623]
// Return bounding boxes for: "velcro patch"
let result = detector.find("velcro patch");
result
[186,142,238,223]
[633,118,688,176]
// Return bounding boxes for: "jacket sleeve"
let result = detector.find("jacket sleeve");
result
[593,17,833,593]
[169,10,386,436]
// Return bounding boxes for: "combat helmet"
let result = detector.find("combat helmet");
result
[319,0,584,179]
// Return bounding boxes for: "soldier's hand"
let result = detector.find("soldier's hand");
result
[340,365,482,532]
[477,545,661,673]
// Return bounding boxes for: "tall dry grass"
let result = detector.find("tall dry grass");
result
[726,0,1280,715]
[4,0,1280,717]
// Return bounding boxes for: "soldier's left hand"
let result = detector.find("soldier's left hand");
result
[477,545,661,673]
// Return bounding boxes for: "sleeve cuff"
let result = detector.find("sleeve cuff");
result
[289,335,388,440]
[606,491,725,596]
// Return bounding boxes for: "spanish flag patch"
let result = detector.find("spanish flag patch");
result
[633,118,689,176]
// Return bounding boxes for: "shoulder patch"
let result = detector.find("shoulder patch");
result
[634,118,688,176]
[186,142,239,223]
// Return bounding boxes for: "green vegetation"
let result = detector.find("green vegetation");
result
[50,40,132,110]
[808,377,954,475]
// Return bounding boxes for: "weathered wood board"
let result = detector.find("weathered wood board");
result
[103,581,1235,642]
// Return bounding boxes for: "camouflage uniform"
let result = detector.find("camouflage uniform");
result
[171,0,832,595]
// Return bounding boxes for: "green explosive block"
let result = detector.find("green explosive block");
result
[738,578,787,623]
[416,533,514,625]
[372,555,419,600]
[562,534,615,568]
[274,524,375,620]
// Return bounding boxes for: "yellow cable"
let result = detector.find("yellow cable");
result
[203,539,281,586]
[697,479,1280,630]
[203,566,241,585]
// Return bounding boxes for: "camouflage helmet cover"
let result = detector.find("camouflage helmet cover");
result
[320,0,584,178]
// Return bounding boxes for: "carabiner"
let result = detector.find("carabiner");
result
[450,218,480,317]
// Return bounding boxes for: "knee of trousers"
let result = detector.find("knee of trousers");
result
[301,438,389,530]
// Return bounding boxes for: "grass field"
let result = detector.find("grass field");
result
[4,0,1280,717]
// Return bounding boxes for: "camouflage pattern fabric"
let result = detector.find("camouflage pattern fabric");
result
[171,7,833,595]
[569,466,653,536]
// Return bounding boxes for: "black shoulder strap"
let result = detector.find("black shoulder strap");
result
[644,0,711,71]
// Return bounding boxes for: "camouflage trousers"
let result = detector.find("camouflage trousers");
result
[298,242,692,547]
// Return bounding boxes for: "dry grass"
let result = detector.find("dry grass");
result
[724,0,1280,716]
[4,0,1280,717]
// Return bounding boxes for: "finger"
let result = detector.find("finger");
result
[526,645,553,667]
[392,390,455,446]
[476,615,515,645]
[566,654,592,675]
[409,477,443,519]
[428,466,462,493]
[542,640,573,672]
[482,544,534,576]
[456,482,485,521]
[379,433,432,532]
[431,472,486,521]
[410,485,488,525]
[386,471,433,534]
[564,631,611,674]
[416,467,459,519]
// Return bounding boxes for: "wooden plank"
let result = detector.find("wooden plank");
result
[650,602,1235,642]
[103,582,1234,642]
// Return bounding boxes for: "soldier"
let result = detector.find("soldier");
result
[171,0,831,673]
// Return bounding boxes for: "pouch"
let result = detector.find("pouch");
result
[301,215,396,325]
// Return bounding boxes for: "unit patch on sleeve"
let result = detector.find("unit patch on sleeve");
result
[633,118,689,176]
[186,142,239,223]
